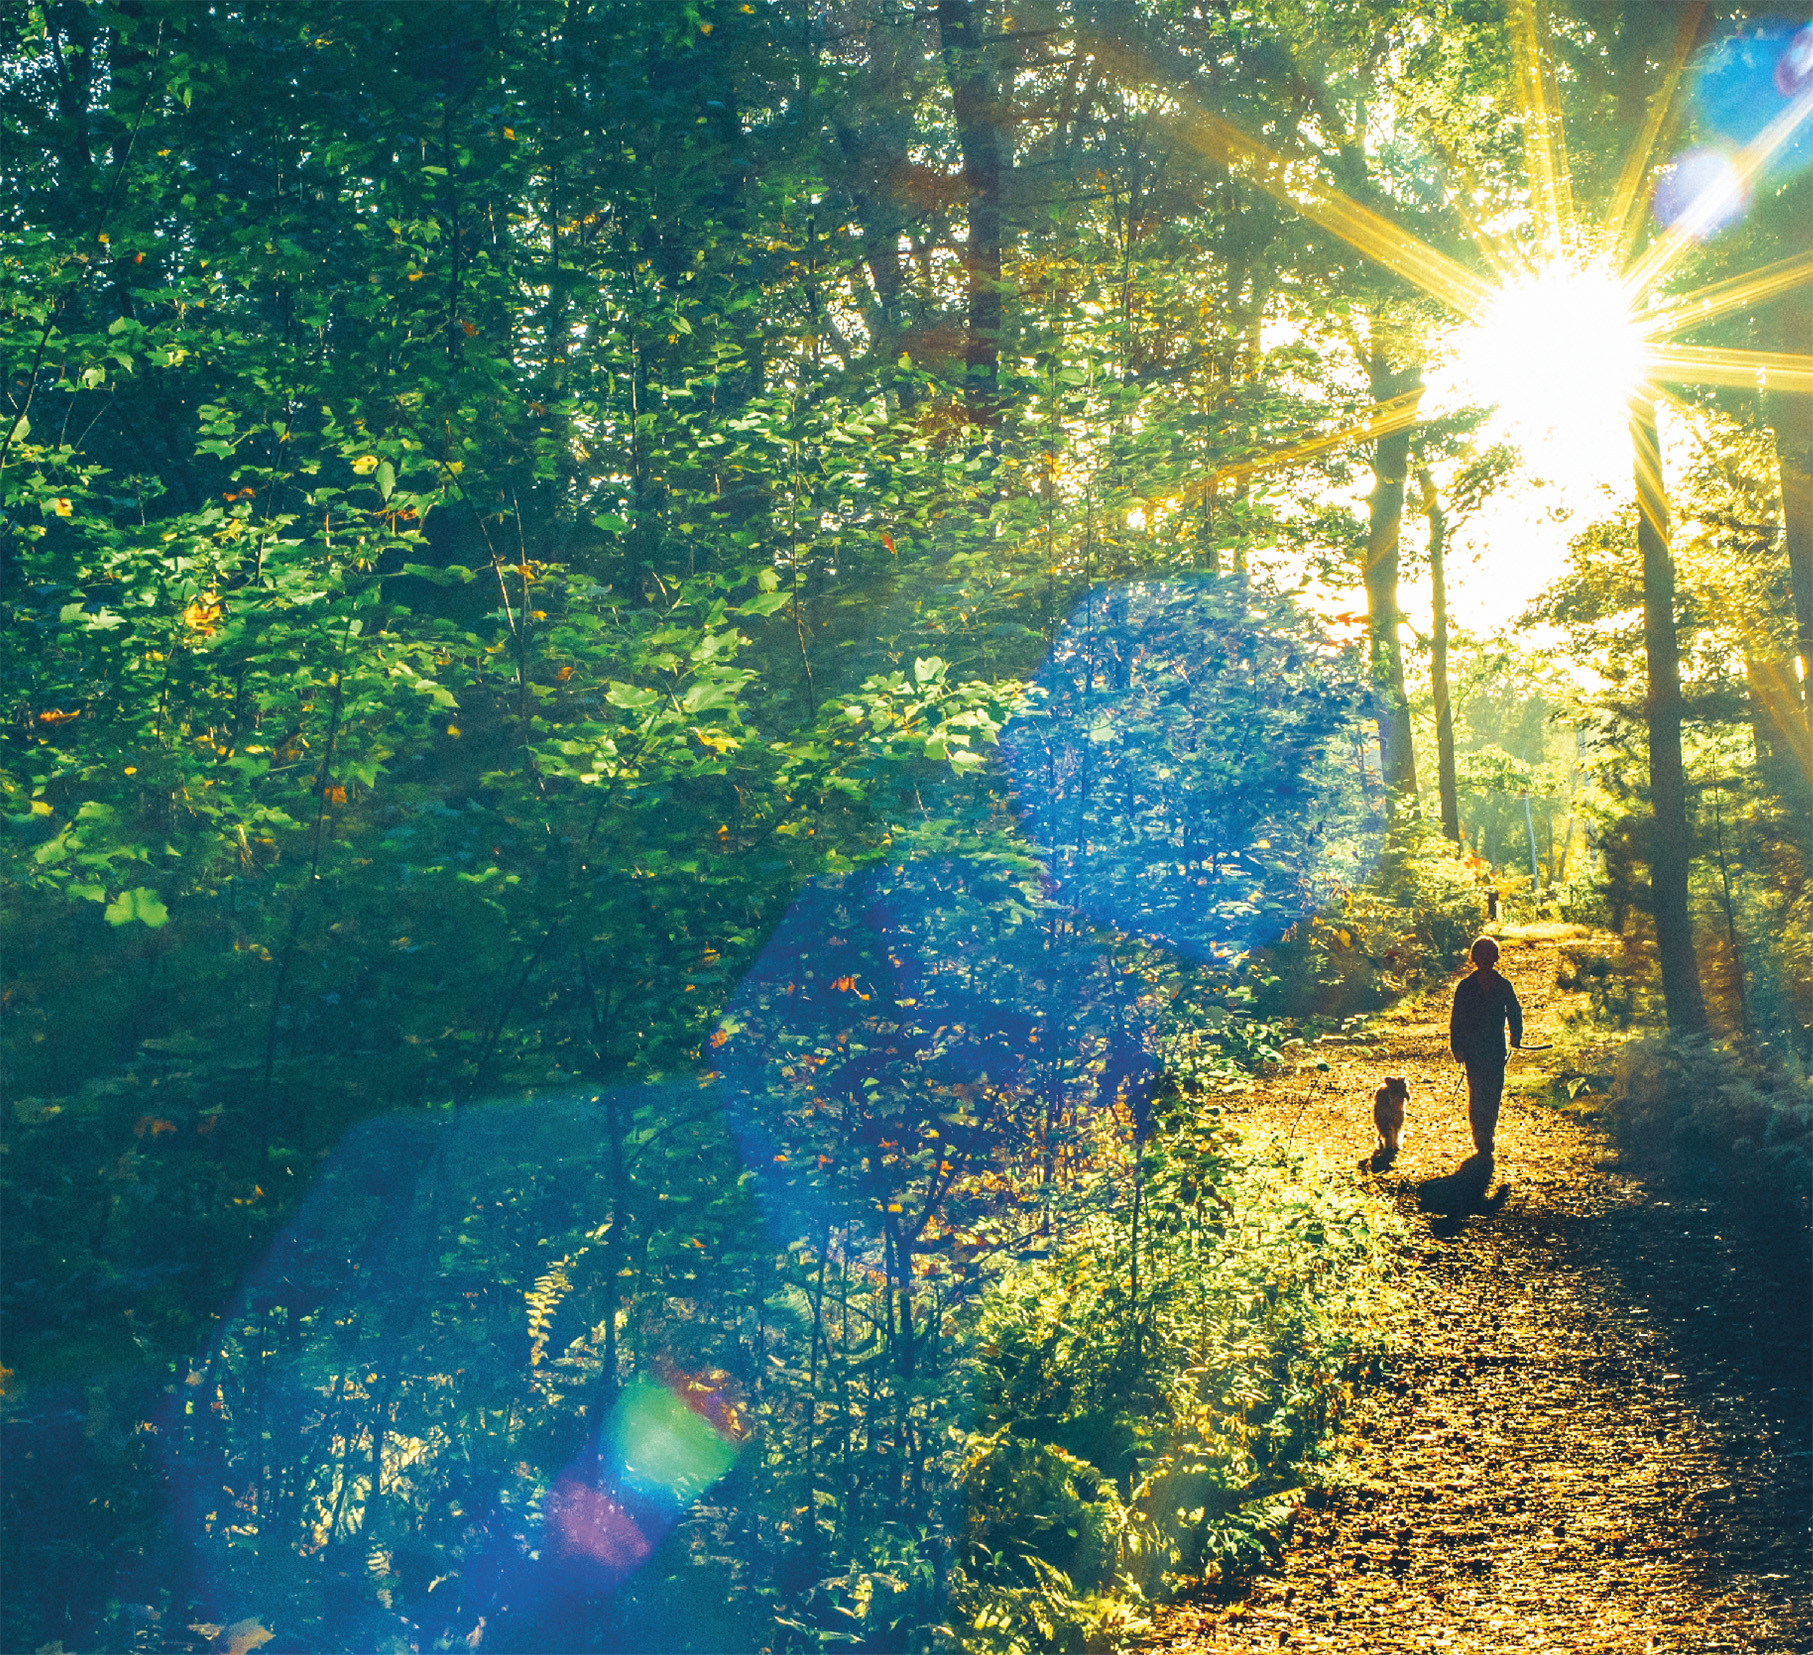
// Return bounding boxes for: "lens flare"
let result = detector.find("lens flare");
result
[1652,147,1752,240]
[1446,262,1646,496]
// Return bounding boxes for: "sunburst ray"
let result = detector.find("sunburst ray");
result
[1624,82,1813,299]
[1086,13,1807,517]
[1196,391,1429,493]
[1425,136,1536,288]
[1167,102,1496,321]
[1508,0,1575,258]
[1087,35,1496,321]
[1643,249,1813,339]
[1641,343,1813,395]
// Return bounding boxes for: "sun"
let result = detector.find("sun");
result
[1141,5,1813,521]
[1441,261,1648,500]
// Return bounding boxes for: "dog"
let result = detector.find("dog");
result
[1372,1076,1409,1162]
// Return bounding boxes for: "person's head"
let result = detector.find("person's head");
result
[1470,935,1500,970]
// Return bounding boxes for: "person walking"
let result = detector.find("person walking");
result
[1450,936,1523,1158]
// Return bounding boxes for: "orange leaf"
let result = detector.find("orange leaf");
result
[831,976,857,992]
[183,593,222,633]
[556,665,573,681]
[213,1621,274,1655]
[134,1116,177,1139]
[324,785,347,806]
[880,531,896,554]
[35,708,81,725]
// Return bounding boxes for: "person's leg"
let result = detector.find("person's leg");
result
[1466,1063,1505,1156]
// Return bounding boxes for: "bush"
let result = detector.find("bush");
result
[1610,1035,1812,1238]
[1251,821,1491,1020]
[943,1119,1402,1651]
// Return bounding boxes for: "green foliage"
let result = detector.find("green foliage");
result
[1608,1036,1813,1240]
[1247,821,1491,1020]
[944,1121,1402,1652]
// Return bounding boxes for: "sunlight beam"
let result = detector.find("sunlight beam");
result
[1509,0,1576,258]
[1642,248,1813,339]
[1602,1,1706,264]
[1085,35,1497,322]
[1167,102,1497,321]
[1425,136,1536,287]
[1197,391,1428,491]
[1624,80,1813,298]
[1641,344,1813,395]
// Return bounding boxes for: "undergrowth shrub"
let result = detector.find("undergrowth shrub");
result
[1610,1035,1812,1238]
[1252,822,1491,1020]
[942,1116,1402,1653]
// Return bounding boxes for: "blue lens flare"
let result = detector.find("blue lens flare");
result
[999,577,1381,964]
[1653,147,1753,240]
[712,856,1164,1250]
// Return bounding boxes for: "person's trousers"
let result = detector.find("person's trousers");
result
[1465,1062,1505,1155]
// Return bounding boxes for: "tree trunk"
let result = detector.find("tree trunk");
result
[938,0,1005,421]
[1630,397,1708,1034]
[1364,351,1421,808]
[1418,464,1461,843]
[1768,284,1813,767]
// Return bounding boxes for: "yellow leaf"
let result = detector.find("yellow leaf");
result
[350,455,379,475]
[183,593,222,634]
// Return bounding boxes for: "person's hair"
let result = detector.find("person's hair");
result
[1470,936,1500,967]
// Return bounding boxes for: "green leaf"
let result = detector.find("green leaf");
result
[105,887,169,928]
[376,460,396,501]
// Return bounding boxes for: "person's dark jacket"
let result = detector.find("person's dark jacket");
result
[1450,968,1522,1067]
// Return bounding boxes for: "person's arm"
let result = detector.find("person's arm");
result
[1450,980,1465,1062]
[1505,978,1524,1049]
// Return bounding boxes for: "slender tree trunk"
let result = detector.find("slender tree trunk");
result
[938,0,1005,421]
[1364,352,1421,808]
[1709,784,1750,1033]
[1769,284,1813,766]
[1630,397,1708,1034]
[1418,464,1461,842]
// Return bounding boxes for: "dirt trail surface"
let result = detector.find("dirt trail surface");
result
[1147,930,1812,1655]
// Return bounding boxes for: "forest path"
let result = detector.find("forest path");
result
[1147,928,1811,1655]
